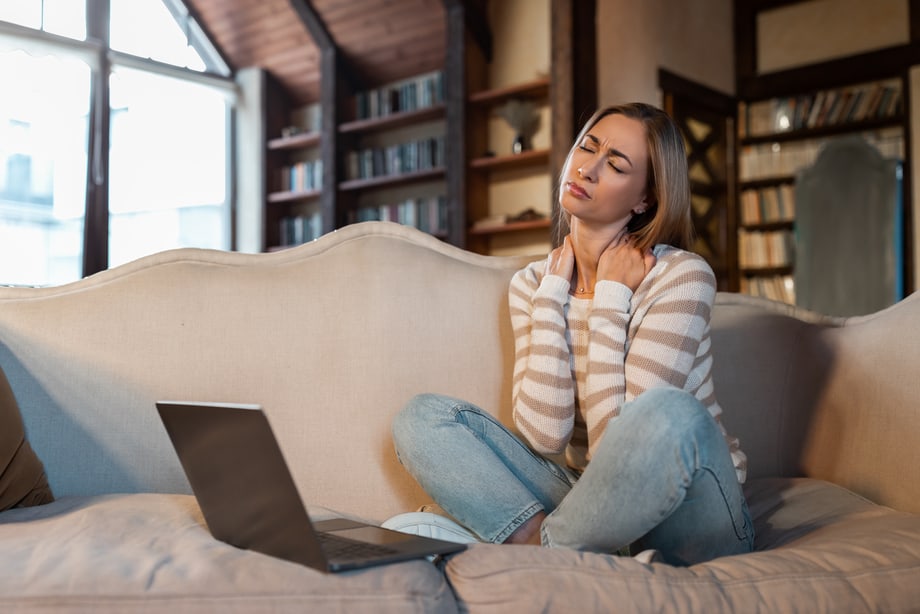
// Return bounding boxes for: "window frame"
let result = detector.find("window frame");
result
[0,0,236,279]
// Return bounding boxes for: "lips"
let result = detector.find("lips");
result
[566,181,590,199]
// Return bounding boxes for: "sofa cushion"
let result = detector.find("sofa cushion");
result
[0,493,458,614]
[0,364,53,511]
[444,477,920,613]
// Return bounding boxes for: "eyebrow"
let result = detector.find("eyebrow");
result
[585,134,633,167]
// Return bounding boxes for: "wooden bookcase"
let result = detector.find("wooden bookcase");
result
[263,0,595,254]
[336,72,449,239]
[736,77,906,303]
[464,77,553,254]
[733,0,916,303]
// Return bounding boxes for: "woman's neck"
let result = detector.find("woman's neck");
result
[569,223,628,293]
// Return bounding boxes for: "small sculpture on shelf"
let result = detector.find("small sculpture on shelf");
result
[496,99,540,154]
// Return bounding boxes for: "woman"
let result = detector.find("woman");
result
[385,103,754,566]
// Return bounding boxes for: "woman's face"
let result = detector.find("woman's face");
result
[559,113,650,233]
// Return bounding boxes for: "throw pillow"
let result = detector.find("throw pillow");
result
[0,364,53,511]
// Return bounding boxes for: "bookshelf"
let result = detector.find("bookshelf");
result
[337,70,450,239]
[265,101,325,251]
[736,77,906,305]
[464,77,554,255]
[261,0,590,254]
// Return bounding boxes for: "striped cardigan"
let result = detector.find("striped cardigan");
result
[509,244,747,483]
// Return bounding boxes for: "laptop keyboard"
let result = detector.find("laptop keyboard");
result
[317,531,400,560]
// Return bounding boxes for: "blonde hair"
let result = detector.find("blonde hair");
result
[555,103,694,251]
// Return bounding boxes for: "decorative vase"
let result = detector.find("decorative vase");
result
[512,133,528,154]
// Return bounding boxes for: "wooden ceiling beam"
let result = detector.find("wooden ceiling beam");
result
[443,0,491,62]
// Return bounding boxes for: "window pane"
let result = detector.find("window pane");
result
[110,0,206,71]
[43,0,87,41]
[0,48,89,286]
[0,0,86,40]
[0,2,42,30]
[108,66,229,268]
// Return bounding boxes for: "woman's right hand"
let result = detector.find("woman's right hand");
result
[545,234,575,286]
[597,234,656,292]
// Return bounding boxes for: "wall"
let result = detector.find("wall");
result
[757,0,908,72]
[235,67,267,253]
[595,0,734,105]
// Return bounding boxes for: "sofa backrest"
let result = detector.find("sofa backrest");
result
[2,221,917,518]
[0,222,530,521]
[710,291,920,514]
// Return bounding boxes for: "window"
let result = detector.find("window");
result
[108,66,228,267]
[0,49,90,285]
[0,0,234,286]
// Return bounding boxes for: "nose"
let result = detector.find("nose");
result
[577,159,601,182]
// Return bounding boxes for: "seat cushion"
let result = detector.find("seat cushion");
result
[0,365,53,511]
[444,477,920,613]
[0,493,458,613]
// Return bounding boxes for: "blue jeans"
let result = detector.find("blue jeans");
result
[391,387,754,566]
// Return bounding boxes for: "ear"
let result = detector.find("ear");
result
[632,195,650,216]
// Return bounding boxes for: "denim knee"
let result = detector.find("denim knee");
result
[392,393,456,454]
[616,387,717,446]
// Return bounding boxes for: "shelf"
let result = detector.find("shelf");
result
[740,115,904,146]
[739,220,795,232]
[338,104,446,135]
[469,148,550,171]
[468,78,550,106]
[268,189,322,204]
[740,265,794,277]
[739,175,796,189]
[268,131,321,150]
[338,167,445,192]
[469,218,552,236]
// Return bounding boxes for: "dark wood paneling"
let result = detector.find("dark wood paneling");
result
[186,0,449,105]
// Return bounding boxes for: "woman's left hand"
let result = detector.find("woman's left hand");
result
[597,235,657,292]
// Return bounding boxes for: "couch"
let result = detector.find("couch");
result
[1,221,918,613]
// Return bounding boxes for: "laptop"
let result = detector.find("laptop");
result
[156,401,467,572]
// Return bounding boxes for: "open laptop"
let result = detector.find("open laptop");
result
[156,401,467,572]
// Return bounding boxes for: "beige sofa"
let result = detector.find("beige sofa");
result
[1,221,918,613]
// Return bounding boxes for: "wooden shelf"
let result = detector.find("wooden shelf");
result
[268,188,322,204]
[468,78,550,106]
[739,220,795,232]
[469,148,550,171]
[740,115,904,146]
[739,175,796,189]
[469,218,551,236]
[338,167,445,192]
[268,131,321,150]
[740,265,794,277]
[338,104,446,135]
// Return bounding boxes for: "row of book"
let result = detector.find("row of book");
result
[738,229,795,270]
[280,159,323,193]
[739,183,796,226]
[739,274,795,305]
[279,212,323,247]
[739,128,904,182]
[350,195,449,236]
[354,70,445,120]
[739,79,902,138]
[738,140,818,182]
[344,136,445,181]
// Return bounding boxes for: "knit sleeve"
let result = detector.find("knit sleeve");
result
[509,262,576,455]
[582,251,717,458]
